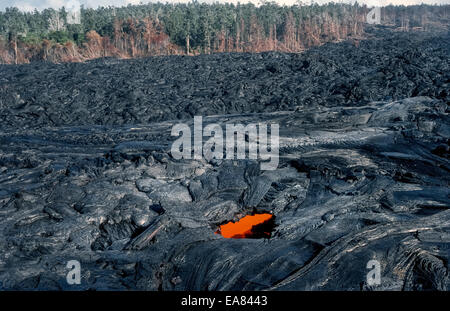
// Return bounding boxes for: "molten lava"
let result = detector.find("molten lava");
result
[217,213,275,239]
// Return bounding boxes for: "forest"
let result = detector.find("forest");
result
[0,2,449,63]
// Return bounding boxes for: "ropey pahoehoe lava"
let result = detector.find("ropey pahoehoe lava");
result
[0,26,449,291]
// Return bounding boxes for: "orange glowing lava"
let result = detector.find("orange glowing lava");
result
[217,213,274,239]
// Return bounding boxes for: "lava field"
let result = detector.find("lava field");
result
[0,26,449,290]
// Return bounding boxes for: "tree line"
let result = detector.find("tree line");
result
[0,2,448,63]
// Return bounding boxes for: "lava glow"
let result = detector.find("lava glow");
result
[217,213,274,239]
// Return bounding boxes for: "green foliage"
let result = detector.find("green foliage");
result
[46,30,71,44]
[17,32,40,44]
[0,2,447,49]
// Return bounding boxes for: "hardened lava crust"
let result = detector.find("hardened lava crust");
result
[0,26,449,290]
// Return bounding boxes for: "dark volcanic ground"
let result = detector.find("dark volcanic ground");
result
[0,27,449,290]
